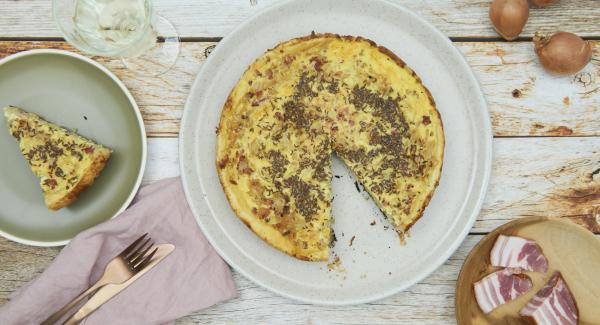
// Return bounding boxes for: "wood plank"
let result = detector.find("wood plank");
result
[1,0,599,39]
[0,137,598,322]
[0,41,599,137]
[141,137,600,233]
[483,137,600,233]
[0,234,480,324]
[462,42,600,137]
[1,232,598,324]
[0,136,594,241]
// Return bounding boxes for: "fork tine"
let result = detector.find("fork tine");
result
[125,236,151,260]
[119,233,148,258]
[129,240,154,265]
[134,247,158,271]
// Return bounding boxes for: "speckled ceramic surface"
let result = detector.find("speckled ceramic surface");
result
[0,50,146,247]
[180,0,492,304]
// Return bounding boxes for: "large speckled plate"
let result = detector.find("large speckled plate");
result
[0,50,146,246]
[180,0,492,304]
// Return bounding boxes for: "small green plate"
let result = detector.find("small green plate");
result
[0,50,146,246]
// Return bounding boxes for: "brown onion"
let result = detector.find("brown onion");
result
[489,0,530,41]
[530,0,558,7]
[534,32,593,75]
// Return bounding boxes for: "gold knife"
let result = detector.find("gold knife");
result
[62,244,175,325]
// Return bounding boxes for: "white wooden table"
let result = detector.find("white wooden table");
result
[1,1,599,324]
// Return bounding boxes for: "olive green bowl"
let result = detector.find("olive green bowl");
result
[0,50,146,246]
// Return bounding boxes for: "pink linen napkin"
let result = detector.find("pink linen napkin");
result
[0,177,237,325]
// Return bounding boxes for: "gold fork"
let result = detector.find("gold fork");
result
[42,233,159,325]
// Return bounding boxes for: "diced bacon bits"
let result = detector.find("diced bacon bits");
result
[255,207,271,219]
[520,272,578,325]
[248,90,262,98]
[336,107,349,122]
[237,155,254,175]
[309,56,325,71]
[217,157,229,169]
[43,178,58,190]
[266,69,273,79]
[490,235,549,272]
[271,193,287,215]
[422,115,431,125]
[474,268,533,314]
[250,90,267,107]
[283,55,295,65]
[252,97,268,107]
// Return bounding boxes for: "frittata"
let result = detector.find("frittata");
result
[216,33,444,261]
[4,106,112,210]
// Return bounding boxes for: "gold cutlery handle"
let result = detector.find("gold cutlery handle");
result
[62,244,175,325]
[41,281,105,325]
[61,284,116,325]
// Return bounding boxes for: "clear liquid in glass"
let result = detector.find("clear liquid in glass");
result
[72,0,156,57]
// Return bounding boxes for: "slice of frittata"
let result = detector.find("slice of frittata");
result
[216,34,444,261]
[4,106,112,210]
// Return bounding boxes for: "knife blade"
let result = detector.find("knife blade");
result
[62,243,175,325]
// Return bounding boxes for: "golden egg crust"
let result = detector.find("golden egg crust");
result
[216,33,444,261]
[4,106,112,210]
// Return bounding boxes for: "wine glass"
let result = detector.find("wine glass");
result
[53,0,180,76]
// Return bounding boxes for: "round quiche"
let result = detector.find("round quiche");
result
[216,33,444,261]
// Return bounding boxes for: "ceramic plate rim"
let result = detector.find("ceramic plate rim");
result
[0,49,147,247]
[180,0,492,304]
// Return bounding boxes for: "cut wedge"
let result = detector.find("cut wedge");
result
[4,106,112,210]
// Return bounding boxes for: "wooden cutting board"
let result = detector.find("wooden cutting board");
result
[456,216,600,325]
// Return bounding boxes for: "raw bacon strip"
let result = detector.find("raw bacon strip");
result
[474,268,533,314]
[520,272,579,325]
[490,235,549,272]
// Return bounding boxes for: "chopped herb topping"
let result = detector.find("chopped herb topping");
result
[284,176,318,219]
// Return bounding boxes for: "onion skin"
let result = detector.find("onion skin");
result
[489,0,529,41]
[534,32,593,75]
[530,0,558,7]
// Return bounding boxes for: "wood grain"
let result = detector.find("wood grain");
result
[463,42,600,137]
[4,135,595,299]
[138,137,600,233]
[1,1,599,322]
[0,234,476,324]
[481,137,600,233]
[1,41,598,137]
[1,232,597,324]
[1,0,599,39]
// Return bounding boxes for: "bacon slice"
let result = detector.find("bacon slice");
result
[474,268,533,314]
[490,235,549,272]
[520,272,579,325]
